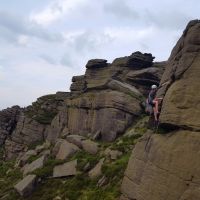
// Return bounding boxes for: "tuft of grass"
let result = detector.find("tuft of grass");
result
[27,141,44,150]
[111,134,142,153]
[102,153,130,180]
[27,155,41,164]
[0,161,23,199]
[71,151,101,172]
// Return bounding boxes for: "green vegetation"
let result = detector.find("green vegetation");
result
[27,154,41,164]
[74,151,101,171]
[0,161,22,199]
[24,94,60,124]
[31,158,66,179]
[110,134,142,153]
[27,141,44,150]
[102,153,131,180]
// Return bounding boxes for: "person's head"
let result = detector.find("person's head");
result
[151,85,157,90]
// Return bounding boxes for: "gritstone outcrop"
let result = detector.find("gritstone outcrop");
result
[120,20,200,200]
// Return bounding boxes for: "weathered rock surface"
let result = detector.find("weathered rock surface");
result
[56,140,79,160]
[121,131,200,200]
[23,155,47,176]
[14,175,37,197]
[66,135,86,148]
[0,106,21,146]
[81,140,99,155]
[89,158,104,178]
[53,160,77,178]
[157,20,200,131]
[121,20,200,200]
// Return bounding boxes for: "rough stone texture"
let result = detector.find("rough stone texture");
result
[120,20,200,200]
[82,140,99,155]
[89,158,104,178]
[14,175,37,197]
[66,135,86,148]
[86,59,108,69]
[70,75,86,92]
[66,90,141,141]
[23,155,47,176]
[121,131,200,200]
[53,160,77,178]
[112,52,154,69]
[157,20,200,130]
[17,150,37,166]
[56,140,79,160]
[104,148,123,160]
[0,106,21,146]
[46,106,68,142]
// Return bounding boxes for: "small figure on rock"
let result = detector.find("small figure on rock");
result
[146,85,163,128]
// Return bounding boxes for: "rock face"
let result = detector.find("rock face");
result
[157,20,200,131]
[0,106,21,146]
[121,131,200,200]
[2,51,164,159]
[45,51,164,142]
[120,20,200,200]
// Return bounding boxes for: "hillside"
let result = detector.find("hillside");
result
[0,20,200,200]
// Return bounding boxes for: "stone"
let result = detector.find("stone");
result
[0,106,21,146]
[86,59,108,69]
[110,150,123,160]
[104,148,122,160]
[97,176,108,187]
[82,140,99,155]
[66,135,86,148]
[53,160,77,178]
[89,158,104,178]
[17,150,37,166]
[66,90,142,141]
[14,175,37,197]
[23,155,47,176]
[120,131,200,200]
[56,140,79,160]
[157,20,200,131]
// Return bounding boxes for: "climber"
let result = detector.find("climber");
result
[146,85,161,122]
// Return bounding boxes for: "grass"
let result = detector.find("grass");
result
[27,141,44,150]
[102,153,130,180]
[31,158,66,179]
[110,134,142,153]
[0,161,23,199]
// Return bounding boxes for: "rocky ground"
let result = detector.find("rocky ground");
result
[0,20,200,200]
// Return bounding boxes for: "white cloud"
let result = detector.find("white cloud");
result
[30,0,88,26]
[18,35,29,46]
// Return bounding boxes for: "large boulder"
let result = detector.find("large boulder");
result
[56,140,79,160]
[53,160,77,178]
[120,20,200,200]
[14,175,37,197]
[66,90,142,141]
[0,106,21,146]
[157,20,200,131]
[120,131,200,200]
[82,140,99,155]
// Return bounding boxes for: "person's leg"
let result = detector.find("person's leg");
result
[153,99,159,121]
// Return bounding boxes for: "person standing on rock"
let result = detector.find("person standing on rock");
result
[146,85,159,122]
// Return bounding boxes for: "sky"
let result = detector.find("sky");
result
[0,0,199,110]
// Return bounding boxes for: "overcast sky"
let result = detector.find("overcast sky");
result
[0,0,199,109]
